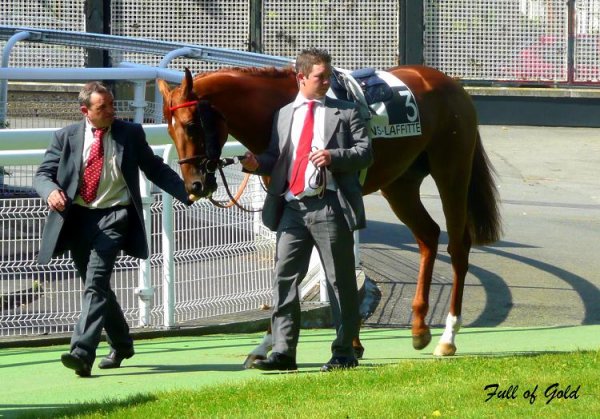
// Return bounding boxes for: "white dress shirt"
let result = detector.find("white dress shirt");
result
[285,94,337,201]
[74,122,130,208]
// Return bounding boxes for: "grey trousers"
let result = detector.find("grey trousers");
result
[66,205,133,364]
[271,190,359,359]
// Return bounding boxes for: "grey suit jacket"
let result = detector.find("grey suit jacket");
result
[34,119,190,264]
[255,97,373,231]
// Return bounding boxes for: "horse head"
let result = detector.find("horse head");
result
[157,68,228,200]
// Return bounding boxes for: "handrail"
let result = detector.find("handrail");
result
[1,30,33,124]
[0,25,294,69]
[0,124,247,165]
[0,67,183,83]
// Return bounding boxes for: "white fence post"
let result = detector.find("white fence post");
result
[161,145,176,328]
[136,175,154,327]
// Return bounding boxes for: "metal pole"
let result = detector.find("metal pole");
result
[1,31,31,127]
[131,80,148,124]
[136,176,154,326]
[161,144,176,328]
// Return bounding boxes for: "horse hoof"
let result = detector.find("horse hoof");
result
[243,354,266,369]
[412,330,432,350]
[353,346,365,359]
[433,342,456,357]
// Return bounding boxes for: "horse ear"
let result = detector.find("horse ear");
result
[156,79,171,101]
[182,67,194,97]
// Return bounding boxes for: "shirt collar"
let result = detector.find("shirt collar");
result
[86,119,111,134]
[293,94,324,109]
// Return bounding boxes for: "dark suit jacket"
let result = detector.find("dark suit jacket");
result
[255,97,373,231]
[34,119,189,264]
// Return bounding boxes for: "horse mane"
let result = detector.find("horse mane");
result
[193,66,295,81]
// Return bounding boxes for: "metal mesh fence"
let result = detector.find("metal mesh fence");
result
[575,0,600,82]
[110,0,251,72]
[6,96,158,129]
[1,1,599,84]
[261,0,400,70]
[424,0,569,82]
[0,0,85,67]
[0,162,274,336]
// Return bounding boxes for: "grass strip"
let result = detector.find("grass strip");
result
[26,349,599,419]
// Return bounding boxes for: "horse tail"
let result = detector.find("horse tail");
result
[467,131,502,245]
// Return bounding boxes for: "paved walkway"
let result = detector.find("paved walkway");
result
[2,325,599,418]
[360,125,600,329]
[1,125,598,418]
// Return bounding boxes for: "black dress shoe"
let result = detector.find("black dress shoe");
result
[98,349,135,369]
[320,356,359,372]
[61,352,92,377]
[252,352,297,371]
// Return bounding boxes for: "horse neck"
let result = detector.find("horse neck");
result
[197,71,297,154]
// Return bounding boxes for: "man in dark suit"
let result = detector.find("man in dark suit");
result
[241,48,373,372]
[34,81,191,377]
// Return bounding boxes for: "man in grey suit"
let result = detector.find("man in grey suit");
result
[34,81,191,377]
[241,48,373,372]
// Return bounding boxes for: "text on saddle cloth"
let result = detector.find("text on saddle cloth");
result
[330,67,422,139]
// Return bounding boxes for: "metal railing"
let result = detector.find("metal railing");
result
[0,29,330,338]
[0,127,278,336]
[0,25,293,68]
[0,25,294,127]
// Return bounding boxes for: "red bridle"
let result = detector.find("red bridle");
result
[168,99,208,166]
[169,100,199,112]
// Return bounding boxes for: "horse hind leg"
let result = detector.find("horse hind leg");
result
[432,220,470,357]
[381,176,440,351]
[428,153,473,357]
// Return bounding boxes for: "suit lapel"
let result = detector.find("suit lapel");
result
[277,104,294,151]
[69,121,86,171]
[324,98,341,147]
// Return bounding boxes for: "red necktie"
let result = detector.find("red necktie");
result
[80,128,105,203]
[289,101,316,196]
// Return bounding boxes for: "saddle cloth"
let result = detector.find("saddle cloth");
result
[329,67,422,139]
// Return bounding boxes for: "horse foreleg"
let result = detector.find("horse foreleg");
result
[243,326,273,369]
[432,223,470,356]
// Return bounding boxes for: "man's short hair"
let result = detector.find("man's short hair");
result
[79,81,113,107]
[295,48,332,75]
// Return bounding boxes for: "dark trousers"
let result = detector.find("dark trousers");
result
[66,205,133,364]
[271,190,359,358]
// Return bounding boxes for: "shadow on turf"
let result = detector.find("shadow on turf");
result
[361,219,600,329]
[0,394,157,419]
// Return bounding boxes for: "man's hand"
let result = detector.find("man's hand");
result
[309,149,331,167]
[48,189,68,212]
[241,151,259,172]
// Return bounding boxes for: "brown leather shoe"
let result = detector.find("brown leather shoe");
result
[61,352,92,377]
[252,352,297,371]
[98,349,134,369]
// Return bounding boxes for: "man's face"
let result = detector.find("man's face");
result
[81,92,115,129]
[298,63,331,100]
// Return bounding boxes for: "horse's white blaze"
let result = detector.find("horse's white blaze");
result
[439,313,461,345]
[171,116,176,127]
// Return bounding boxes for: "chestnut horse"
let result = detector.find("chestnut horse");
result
[157,65,501,360]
